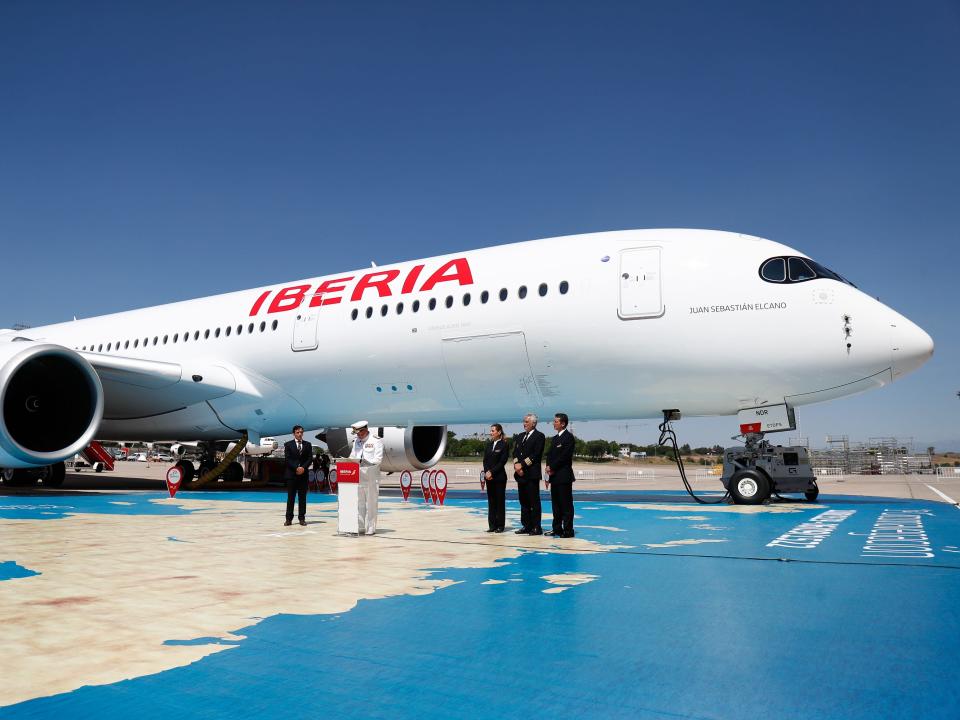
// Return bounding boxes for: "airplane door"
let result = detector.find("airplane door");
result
[619,247,664,319]
[291,310,319,351]
[442,332,543,411]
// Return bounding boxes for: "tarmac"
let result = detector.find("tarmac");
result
[2,461,959,719]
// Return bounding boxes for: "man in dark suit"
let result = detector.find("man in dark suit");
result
[512,413,545,535]
[483,423,509,533]
[545,412,576,537]
[284,425,312,526]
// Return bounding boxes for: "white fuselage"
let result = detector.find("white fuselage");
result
[11,229,933,441]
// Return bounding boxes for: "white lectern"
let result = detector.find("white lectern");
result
[335,460,360,534]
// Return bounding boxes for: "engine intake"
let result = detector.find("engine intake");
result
[0,343,104,468]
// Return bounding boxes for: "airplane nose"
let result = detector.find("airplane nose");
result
[891,316,934,380]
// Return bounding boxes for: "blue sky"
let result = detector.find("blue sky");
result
[1,1,958,449]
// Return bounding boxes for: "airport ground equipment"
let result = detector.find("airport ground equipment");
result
[659,405,817,505]
[720,405,818,504]
[80,441,115,472]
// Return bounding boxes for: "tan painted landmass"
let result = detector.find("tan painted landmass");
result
[642,539,729,548]
[577,525,625,532]
[0,497,616,707]
[540,573,599,594]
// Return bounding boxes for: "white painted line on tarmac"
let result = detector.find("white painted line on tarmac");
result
[926,485,960,509]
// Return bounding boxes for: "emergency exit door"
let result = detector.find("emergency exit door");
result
[619,247,664,319]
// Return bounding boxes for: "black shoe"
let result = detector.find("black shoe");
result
[528,528,543,536]
[514,528,529,535]
[485,528,496,533]
[543,531,559,537]
[299,519,307,526]
[494,528,504,533]
[284,520,292,526]
[561,531,575,538]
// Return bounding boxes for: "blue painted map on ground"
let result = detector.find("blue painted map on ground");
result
[3,490,959,719]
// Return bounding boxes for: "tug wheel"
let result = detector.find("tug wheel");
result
[804,485,819,502]
[728,469,770,505]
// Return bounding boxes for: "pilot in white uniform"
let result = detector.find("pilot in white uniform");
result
[349,420,384,535]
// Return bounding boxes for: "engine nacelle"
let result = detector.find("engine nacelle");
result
[321,425,447,472]
[0,343,104,469]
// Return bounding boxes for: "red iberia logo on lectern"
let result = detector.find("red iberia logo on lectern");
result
[336,461,360,483]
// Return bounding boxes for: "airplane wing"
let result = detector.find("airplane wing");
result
[80,352,236,420]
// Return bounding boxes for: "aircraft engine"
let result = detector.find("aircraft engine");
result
[0,343,104,469]
[321,425,447,472]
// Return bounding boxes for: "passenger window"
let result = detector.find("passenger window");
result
[481,290,489,304]
[380,304,388,317]
[365,307,373,319]
[204,330,210,339]
[445,295,453,308]
[429,298,437,310]
[396,302,404,315]
[412,300,420,312]
[538,283,547,297]
[194,331,200,340]
[760,258,786,282]
[559,281,569,294]
[259,322,266,332]
[215,329,221,338]
[351,309,359,321]
[173,334,179,343]
[134,339,139,348]
[518,286,527,299]
[788,257,817,282]
[225,327,231,337]
[237,324,242,335]
[499,288,507,301]
[271,320,278,330]
[248,323,254,333]
[463,293,471,306]
[107,343,112,351]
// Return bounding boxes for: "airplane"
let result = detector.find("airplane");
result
[0,229,933,499]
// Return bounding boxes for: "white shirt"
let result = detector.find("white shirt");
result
[350,433,384,465]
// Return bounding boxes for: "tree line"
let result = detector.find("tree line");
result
[443,432,724,461]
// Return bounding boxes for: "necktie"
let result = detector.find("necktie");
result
[297,442,302,453]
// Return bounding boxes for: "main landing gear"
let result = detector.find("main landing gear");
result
[168,435,247,489]
[1,462,66,488]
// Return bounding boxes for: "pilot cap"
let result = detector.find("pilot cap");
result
[351,420,369,431]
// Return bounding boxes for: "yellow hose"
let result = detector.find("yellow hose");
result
[190,431,249,488]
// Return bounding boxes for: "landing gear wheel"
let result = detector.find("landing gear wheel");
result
[805,484,819,502]
[2,468,34,486]
[223,461,243,483]
[40,463,66,487]
[728,469,770,505]
[177,461,195,484]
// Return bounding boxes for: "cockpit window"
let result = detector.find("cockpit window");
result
[759,256,856,287]
[806,259,856,287]
[788,257,817,282]
[760,258,786,282]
